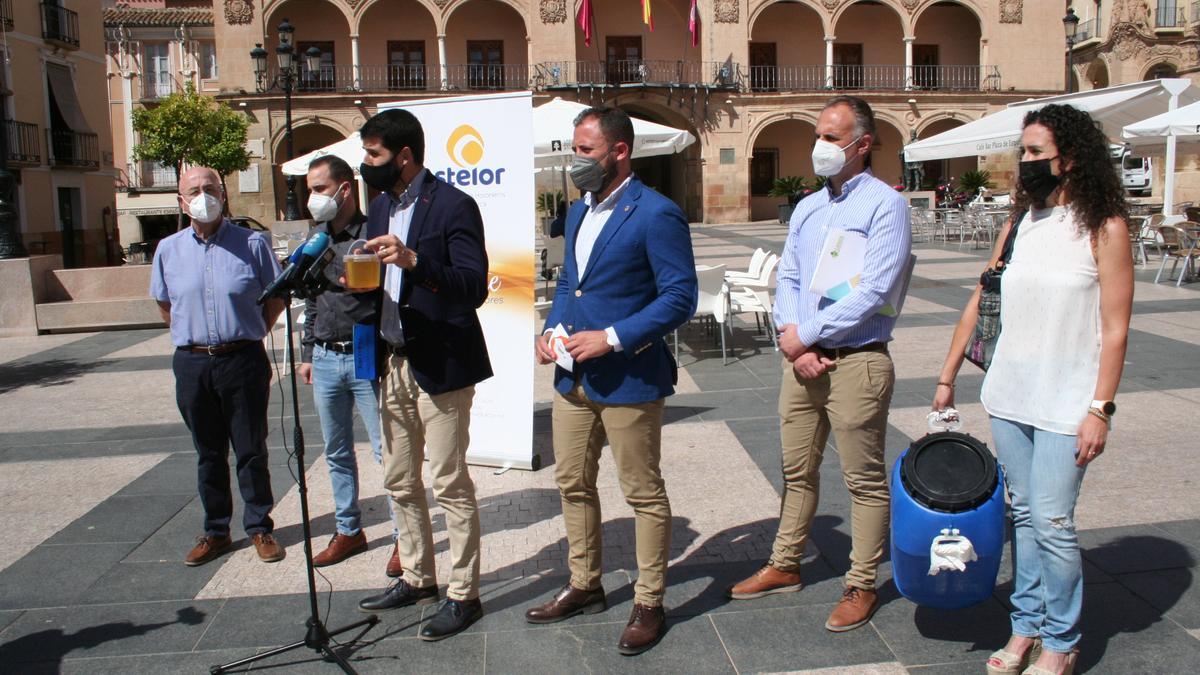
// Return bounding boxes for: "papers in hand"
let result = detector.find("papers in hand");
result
[808,228,916,317]
[550,323,573,372]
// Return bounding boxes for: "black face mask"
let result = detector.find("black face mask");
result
[359,158,403,193]
[1018,157,1061,204]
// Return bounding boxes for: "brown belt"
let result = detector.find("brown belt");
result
[816,341,888,360]
[179,340,255,356]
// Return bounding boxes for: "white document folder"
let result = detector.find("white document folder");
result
[808,229,916,318]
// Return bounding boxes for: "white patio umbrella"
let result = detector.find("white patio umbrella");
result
[533,97,696,168]
[904,78,1197,215]
[1122,99,1200,218]
[281,132,365,176]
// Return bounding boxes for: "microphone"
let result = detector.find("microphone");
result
[258,231,333,303]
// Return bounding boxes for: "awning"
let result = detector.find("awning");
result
[1122,99,1200,151]
[904,79,1198,163]
[281,132,365,176]
[46,63,94,134]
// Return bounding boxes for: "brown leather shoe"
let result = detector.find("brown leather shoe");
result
[728,564,803,599]
[825,586,879,632]
[618,603,666,655]
[252,532,286,563]
[386,542,403,578]
[312,532,367,567]
[185,535,232,566]
[525,584,607,624]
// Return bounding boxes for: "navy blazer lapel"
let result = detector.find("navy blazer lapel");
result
[404,172,437,249]
[578,177,641,287]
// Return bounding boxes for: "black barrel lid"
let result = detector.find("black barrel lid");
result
[900,431,998,513]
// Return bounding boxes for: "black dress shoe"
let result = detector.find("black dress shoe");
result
[419,598,483,641]
[358,578,438,613]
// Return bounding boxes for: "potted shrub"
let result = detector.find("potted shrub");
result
[956,169,994,200]
[769,176,808,223]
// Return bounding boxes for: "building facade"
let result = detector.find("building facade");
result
[107,0,1076,232]
[4,0,117,267]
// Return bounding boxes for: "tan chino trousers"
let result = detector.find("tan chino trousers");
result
[552,382,671,607]
[380,353,481,601]
[770,350,894,591]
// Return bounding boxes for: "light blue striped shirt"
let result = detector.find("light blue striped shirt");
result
[774,169,912,348]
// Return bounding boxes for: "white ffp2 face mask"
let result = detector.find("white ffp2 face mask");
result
[187,192,223,224]
[811,136,861,177]
[307,183,346,223]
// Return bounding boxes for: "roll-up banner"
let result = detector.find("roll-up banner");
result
[378,92,536,470]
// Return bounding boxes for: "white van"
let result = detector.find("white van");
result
[1111,145,1153,196]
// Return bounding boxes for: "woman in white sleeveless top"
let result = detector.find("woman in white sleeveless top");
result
[933,104,1133,675]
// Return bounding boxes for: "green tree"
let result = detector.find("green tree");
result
[132,82,250,228]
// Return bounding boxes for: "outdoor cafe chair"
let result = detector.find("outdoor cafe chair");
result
[725,248,768,284]
[1155,224,1200,287]
[728,286,778,352]
[675,265,730,365]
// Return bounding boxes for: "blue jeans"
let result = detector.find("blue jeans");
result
[990,416,1088,653]
[311,345,392,537]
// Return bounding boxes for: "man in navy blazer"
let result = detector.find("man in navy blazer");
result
[527,106,698,655]
[352,109,492,643]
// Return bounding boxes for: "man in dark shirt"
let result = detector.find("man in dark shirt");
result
[297,155,396,571]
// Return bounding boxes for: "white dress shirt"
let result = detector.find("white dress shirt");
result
[380,169,427,346]
[563,175,634,351]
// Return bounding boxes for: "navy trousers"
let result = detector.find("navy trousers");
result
[173,342,275,537]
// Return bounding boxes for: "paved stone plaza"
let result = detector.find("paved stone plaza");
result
[0,222,1198,673]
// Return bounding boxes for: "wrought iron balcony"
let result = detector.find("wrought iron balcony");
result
[7,120,41,165]
[41,1,79,49]
[746,64,1000,93]
[126,161,177,191]
[141,76,177,100]
[47,129,99,169]
[1074,17,1100,42]
[534,60,738,90]
[282,63,535,93]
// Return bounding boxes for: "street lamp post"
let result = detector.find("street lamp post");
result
[250,19,321,221]
[1063,8,1080,94]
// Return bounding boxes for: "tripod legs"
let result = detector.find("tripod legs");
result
[209,614,379,674]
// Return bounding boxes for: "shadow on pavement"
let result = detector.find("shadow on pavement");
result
[0,607,206,670]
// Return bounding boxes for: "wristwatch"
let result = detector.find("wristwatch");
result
[1090,399,1116,416]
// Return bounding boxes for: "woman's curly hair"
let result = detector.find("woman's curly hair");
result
[1013,104,1130,239]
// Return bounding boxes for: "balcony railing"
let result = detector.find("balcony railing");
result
[1075,17,1099,42]
[747,64,999,92]
[47,129,99,169]
[41,2,80,49]
[127,161,177,190]
[2,0,13,32]
[284,63,535,93]
[7,121,41,165]
[535,60,738,89]
[142,76,177,100]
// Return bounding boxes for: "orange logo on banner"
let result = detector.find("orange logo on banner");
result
[446,124,485,167]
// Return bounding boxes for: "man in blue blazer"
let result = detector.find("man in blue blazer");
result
[351,109,492,643]
[527,106,698,655]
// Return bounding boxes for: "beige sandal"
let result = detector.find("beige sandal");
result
[986,638,1042,675]
[1021,648,1078,675]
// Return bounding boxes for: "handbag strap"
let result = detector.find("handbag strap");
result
[996,210,1027,270]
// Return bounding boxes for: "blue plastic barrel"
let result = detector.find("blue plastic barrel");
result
[890,431,1005,609]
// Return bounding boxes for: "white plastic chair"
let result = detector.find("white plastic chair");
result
[725,248,768,283]
[674,265,729,364]
[728,286,777,351]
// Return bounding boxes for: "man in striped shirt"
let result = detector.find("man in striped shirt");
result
[728,96,912,633]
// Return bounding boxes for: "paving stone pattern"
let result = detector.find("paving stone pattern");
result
[0,222,1197,673]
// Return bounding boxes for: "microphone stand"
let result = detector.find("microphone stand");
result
[211,289,378,675]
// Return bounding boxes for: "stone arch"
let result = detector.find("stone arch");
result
[1143,59,1179,81]
[263,0,355,36]
[270,120,349,219]
[912,0,987,41]
[748,115,818,220]
[270,116,352,160]
[446,0,532,37]
[353,0,441,33]
[871,114,907,186]
[746,110,821,156]
[747,0,832,38]
[914,115,976,190]
[1084,57,1109,90]
[913,109,978,136]
[610,95,704,220]
[831,0,911,37]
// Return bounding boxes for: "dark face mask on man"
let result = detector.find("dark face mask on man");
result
[569,147,617,195]
[359,151,406,193]
[1018,157,1062,204]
